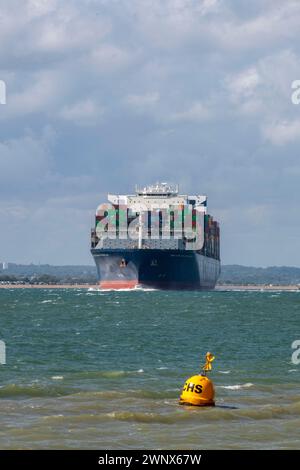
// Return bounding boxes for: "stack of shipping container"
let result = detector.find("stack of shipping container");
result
[92,206,220,261]
[203,215,220,260]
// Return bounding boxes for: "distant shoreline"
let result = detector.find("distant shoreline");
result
[216,284,300,291]
[0,284,95,289]
[0,283,300,291]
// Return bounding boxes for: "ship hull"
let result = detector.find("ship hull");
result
[91,248,220,290]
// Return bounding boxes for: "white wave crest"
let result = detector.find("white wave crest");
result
[219,383,254,390]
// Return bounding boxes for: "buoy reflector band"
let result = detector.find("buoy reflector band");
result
[179,374,215,406]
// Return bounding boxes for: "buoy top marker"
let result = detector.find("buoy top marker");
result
[179,352,216,406]
[202,352,215,375]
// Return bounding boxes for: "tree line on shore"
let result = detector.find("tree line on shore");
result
[1,263,300,285]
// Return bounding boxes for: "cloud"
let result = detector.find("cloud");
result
[170,101,213,122]
[263,120,300,145]
[59,99,105,126]
[220,49,300,134]
[1,70,67,119]
[225,67,260,101]
[211,0,300,51]
[0,127,54,190]
[89,44,135,75]
[125,92,160,109]
[0,0,111,66]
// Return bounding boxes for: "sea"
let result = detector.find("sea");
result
[0,288,299,450]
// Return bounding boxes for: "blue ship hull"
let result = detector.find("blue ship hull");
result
[91,248,221,290]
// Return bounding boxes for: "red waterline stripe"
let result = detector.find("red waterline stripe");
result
[99,280,138,289]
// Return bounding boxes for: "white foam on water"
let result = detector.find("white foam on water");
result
[218,370,231,374]
[288,369,297,372]
[137,369,144,373]
[157,366,169,370]
[135,285,158,291]
[218,383,254,390]
[51,376,64,380]
[100,288,133,292]
[40,300,53,304]
[92,286,158,292]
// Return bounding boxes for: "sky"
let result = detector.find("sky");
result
[1,0,300,266]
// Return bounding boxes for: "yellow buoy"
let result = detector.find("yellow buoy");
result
[179,352,216,407]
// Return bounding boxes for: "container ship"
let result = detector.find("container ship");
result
[91,183,220,290]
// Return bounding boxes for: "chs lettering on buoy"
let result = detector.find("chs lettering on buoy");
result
[179,352,216,407]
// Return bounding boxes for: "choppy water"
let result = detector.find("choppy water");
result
[0,288,299,449]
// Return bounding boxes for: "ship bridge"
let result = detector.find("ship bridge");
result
[135,182,179,197]
[108,183,207,209]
